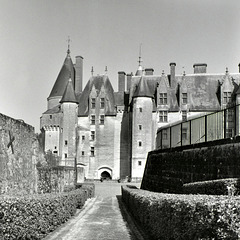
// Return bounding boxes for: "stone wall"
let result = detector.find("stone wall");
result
[0,113,44,194]
[141,137,240,193]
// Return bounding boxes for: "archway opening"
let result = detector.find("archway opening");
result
[101,171,112,180]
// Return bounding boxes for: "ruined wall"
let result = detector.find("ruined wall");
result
[0,113,44,194]
[141,137,240,193]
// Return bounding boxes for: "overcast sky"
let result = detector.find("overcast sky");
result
[1,0,240,132]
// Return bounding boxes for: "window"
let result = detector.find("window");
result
[100,98,105,108]
[227,109,234,122]
[182,110,187,121]
[139,107,142,112]
[182,128,188,140]
[226,128,233,138]
[50,115,52,119]
[162,129,168,140]
[100,115,104,125]
[91,147,95,156]
[159,93,167,104]
[159,111,168,122]
[64,153,67,158]
[223,92,232,104]
[182,93,187,104]
[53,150,58,154]
[82,151,84,156]
[91,115,95,125]
[139,125,142,130]
[65,140,68,146]
[138,141,142,147]
[91,98,96,109]
[138,161,142,166]
[91,131,95,141]
[82,135,85,141]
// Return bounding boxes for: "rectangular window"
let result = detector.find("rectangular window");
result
[91,115,95,125]
[64,153,67,158]
[182,128,188,140]
[82,151,84,156]
[91,131,95,141]
[91,147,94,156]
[182,93,188,104]
[65,140,68,145]
[162,129,168,140]
[182,110,187,121]
[50,115,52,119]
[223,92,232,104]
[100,115,104,125]
[139,107,142,112]
[82,135,85,141]
[159,93,167,104]
[159,111,168,122]
[91,98,96,109]
[138,161,142,166]
[139,125,142,130]
[138,141,142,147]
[100,98,105,108]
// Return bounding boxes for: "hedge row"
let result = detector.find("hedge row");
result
[122,185,240,240]
[0,186,94,240]
[183,178,240,196]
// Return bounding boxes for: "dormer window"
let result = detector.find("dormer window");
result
[182,93,187,104]
[160,93,167,104]
[100,98,105,108]
[91,98,96,109]
[223,92,231,104]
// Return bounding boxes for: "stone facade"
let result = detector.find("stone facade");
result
[40,48,240,181]
[0,113,44,194]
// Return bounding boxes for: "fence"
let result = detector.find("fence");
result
[156,104,240,149]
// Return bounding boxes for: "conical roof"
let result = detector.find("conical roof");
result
[48,53,75,99]
[133,77,157,98]
[60,79,78,104]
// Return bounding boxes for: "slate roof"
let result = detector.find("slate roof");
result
[78,75,116,116]
[48,53,75,99]
[60,79,78,104]
[42,105,61,114]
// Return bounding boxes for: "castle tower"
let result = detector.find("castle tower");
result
[131,77,157,180]
[59,79,78,166]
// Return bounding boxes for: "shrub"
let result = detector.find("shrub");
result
[0,188,93,240]
[183,178,240,195]
[122,185,240,240]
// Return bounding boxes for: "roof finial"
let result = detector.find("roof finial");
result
[67,36,71,55]
[138,43,143,67]
[105,66,108,75]
[226,67,229,74]
[91,66,94,76]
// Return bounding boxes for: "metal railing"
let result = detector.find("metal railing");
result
[156,104,240,149]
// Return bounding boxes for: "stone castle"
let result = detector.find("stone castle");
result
[40,47,240,181]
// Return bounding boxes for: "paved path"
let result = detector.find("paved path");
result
[44,182,147,240]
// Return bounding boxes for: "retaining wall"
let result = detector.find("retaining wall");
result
[141,137,240,193]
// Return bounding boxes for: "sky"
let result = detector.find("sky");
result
[0,0,240,132]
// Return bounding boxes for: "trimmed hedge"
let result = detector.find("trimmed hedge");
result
[122,185,240,240]
[0,187,94,240]
[183,178,240,195]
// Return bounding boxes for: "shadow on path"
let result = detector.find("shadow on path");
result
[116,195,150,240]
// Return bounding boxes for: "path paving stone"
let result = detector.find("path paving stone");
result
[44,182,146,240]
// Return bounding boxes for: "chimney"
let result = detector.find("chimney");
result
[145,68,154,75]
[193,63,207,74]
[75,56,83,94]
[127,73,133,91]
[118,71,126,92]
[169,62,176,87]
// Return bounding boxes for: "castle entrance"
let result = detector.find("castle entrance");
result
[98,167,112,181]
[101,171,112,180]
